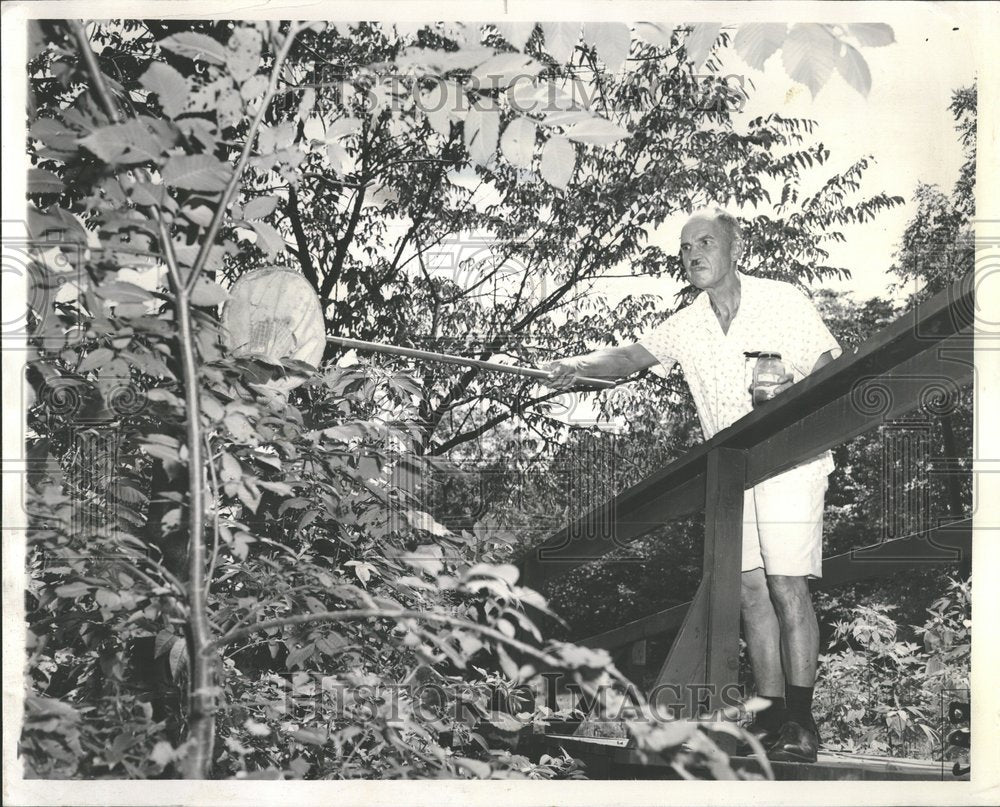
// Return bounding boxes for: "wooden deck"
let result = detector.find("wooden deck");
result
[544,733,968,781]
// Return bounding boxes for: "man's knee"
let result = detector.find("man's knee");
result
[767,574,813,616]
[741,568,771,612]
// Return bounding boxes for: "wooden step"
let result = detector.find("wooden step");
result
[543,733,967,781]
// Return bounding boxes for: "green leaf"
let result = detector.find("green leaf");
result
[225,26,262,83]
[161,154,232,192]
[181,203,214,227]
[469,52,542,89]
[464,104,501,166]
[140,63,189,117]
[493,22,537,49]
[733,23,787,71]
[847,23,895,47]
[259,480,295,496]
[186,75,233,114]
[500,117,536,169]
[159,31,227,64]
[149,741,175,768]
[27,168,64,194]
[539,136,575,189]
[189,276,229,307]
[541,22,581,64]
[634,22,674,49]
[79,118,169,166]
[406,510,452,537]
[169,637,188,679]
[836,43,872,98]
[562,117,629,145]
[130,182,168,207]
[29,117,78,152]
[240,74,268,101]
[96,281,154,303]
[78,347,114,373]
[685,23,721,71]
[217,87,243,129]
[582,22,631,72]
[243,195,279,220]
[249,221,286,257]
[225,412,256,443]
[54,581,91,599]
[781,24,838,98]
[220,451,242,482]
[403,543,445,576]
[154,630,177,658]
[290,727,326,745]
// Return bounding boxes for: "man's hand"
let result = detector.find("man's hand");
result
[773,372,795,395]
[543,359,580,391]
[748,372,795,401]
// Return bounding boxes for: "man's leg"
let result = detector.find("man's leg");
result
[739,568,787,747]
[765,574,821,761]
[753,466,827,762]
[767,575,819,688]
[741,568,784,694]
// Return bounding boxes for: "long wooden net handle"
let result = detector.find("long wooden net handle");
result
[327,336,617,390]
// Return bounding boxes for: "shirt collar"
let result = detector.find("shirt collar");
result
[694,270,749,331]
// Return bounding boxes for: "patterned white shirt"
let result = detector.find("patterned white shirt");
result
[638,271,842,476]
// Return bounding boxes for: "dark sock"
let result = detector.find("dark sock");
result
[757,695,786,729]
[786,684,815,726]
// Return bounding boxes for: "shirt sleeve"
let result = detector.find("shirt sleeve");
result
[637,316,681,373]
[784,286,842,378]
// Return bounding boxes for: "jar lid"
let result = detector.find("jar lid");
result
[757,351,782,359]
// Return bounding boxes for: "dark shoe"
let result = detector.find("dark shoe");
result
[767,719,819,763]
[735,720,783,756]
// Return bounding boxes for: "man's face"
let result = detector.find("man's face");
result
[679,216,739,290]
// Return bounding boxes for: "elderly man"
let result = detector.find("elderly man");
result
[544,208,841,763]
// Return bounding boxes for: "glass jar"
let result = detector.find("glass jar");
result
[751,352,785,407]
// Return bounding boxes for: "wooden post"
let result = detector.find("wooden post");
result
[702,447,746,718]
[650,447,745,744]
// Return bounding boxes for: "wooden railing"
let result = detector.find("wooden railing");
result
[520,274,975,721]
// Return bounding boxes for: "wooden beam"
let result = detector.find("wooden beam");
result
[577,522,971,651]
[702,448,745,719]
[815,519,971,589]
[579,602,690,650]
[651,579,710,712]
[649,448,745,726]
[520,474,704,590]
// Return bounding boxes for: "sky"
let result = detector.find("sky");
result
[599,10,978,307]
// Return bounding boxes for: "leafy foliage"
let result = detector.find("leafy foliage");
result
[814,576,970,759]
[21,16,932,781]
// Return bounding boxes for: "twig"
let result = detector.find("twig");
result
[204,432,222,592]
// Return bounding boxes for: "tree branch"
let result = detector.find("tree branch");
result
[287,185,319,290]
[429,389,570,456]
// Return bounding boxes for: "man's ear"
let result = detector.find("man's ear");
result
[730,237,744,263]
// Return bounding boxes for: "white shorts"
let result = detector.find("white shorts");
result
[741,463,828,578]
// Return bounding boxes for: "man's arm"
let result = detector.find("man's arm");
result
[544,343,658,390]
